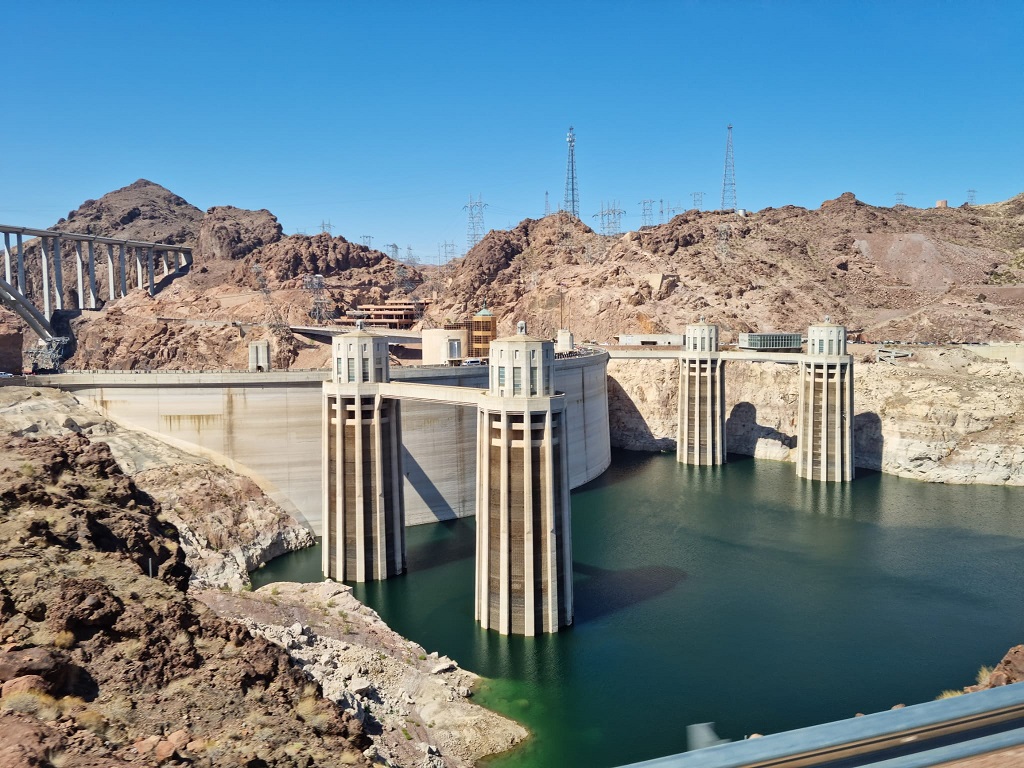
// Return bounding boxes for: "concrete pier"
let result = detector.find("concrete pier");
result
[796,320,855,482]
[476,325,572,635]
[322,327,406,582]
[677,319,726,465]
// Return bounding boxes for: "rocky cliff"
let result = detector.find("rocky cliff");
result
[608,345,1024,485]
[0,386,313,590]
[0,431,370,766]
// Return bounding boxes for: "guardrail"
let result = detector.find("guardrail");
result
[619,682,1024,767]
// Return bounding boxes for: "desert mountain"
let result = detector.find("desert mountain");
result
[7,183,1024,371]
[425,193,1024,344]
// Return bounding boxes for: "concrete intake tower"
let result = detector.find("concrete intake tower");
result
[321,321,575,635]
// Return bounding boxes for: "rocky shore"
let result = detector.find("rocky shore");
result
[0,387,526,766]
[198,583,526,768]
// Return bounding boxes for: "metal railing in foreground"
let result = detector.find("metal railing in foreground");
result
[619,682,1024,767]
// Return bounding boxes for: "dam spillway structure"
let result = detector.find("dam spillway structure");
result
[322,324,406,582]
[476,323,573,636]
[677,318,726,465]
[796,318,854,482]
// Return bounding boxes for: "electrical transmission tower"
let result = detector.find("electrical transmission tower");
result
[302,273,332,325]
[593,201,625,236]
[564,126,579,218]
[721,124,737,211]
[437,240,456,265]
[464,194,488,251]
[716,224,731,262]
[640,199,655,228]
[320,220,333,234]
[361,235,373,249]
[252,264,289,334]
[406,245,418,265]
[667,201,684,218]
[967,189,977,205]
[383,243,399,260]
[895,192,906,207]
[692,191,704,210]
[544,191,551,217]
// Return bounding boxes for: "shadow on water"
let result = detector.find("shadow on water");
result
[406,518,476,572]
[573,561,687,623]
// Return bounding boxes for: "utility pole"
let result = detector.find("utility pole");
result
[563,126,579,218]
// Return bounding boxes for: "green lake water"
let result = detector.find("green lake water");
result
[251,451,1024,767]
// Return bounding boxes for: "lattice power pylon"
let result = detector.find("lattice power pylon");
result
[383,243,399,260]
[253,264,289,333]
[464,195,488,251]
[721,124,737,211]
[564,126,579,218]
[593,201,625,236]
[692,191,704,210]
[302,273,332,325]
[640,199,655,228]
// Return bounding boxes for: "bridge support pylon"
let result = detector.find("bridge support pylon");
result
[677,318,726,465]
[322,325,405,582]
[475,324,572,635]
[796,319,855,482]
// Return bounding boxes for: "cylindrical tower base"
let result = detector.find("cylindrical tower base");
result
[323,391,405,582]
[677,356,726,465]
[796,361,854,482]
[475,400,572,636]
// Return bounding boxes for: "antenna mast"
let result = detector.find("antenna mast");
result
[721,124,737,211]
[564,126,579,218]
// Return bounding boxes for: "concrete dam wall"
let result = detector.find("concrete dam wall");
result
[48,352,611,533]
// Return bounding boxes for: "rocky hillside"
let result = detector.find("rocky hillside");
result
[9,183,423,370]
[424,194,1024,343]
[0,430,371,766]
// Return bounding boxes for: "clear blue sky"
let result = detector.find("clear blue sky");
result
[2,1,1021,263]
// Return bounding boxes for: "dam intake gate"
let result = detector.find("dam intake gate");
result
[323,317,853,637]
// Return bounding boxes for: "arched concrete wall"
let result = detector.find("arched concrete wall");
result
[48,352,611,533]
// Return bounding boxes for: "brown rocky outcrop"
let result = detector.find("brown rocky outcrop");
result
[195,205,283,262]
[0,432,371,766]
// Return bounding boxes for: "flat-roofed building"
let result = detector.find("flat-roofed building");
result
[737,332,803,352]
